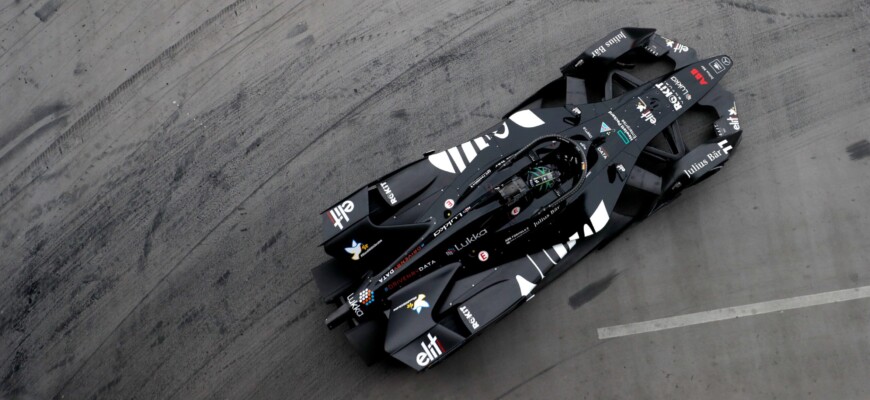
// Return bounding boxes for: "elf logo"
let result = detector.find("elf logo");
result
[328,200,354,230]
[636,99,657,125]
[416,333,445,367]
[727,102,740,131]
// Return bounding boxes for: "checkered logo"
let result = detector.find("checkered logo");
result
[359,289,374,305]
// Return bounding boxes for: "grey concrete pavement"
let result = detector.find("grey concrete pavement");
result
[1,0,869,398]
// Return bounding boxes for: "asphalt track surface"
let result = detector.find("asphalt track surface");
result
[1,0,869,399]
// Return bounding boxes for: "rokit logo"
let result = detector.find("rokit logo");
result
[328,200,354,230]
[379,182,397,205]
[416,333,445,367]
[655,82,684,111]
[459,305,480,330]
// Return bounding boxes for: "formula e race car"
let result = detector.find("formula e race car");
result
[312,27,742,371]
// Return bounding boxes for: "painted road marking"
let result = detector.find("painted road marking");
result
[598,285,870,339]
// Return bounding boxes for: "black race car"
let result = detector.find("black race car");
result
[312,27,742,371]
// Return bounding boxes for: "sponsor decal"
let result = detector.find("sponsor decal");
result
[582,126,593,139]
[709,59,725,74]
[663,37,689,53]
[690,68,708,85]
[511,207,521,216]
[327,200,355,230]
[682,140,731,178]
[718,139,733,154]
[433,207,470,238]
[590,30,627,58]
[607,111,637,144]
[727,102,740,130]
[395,245,423,270]
[409,294,429,314]
[379,244,425,283]
[597,145,609,160]
[418,259,436,273]
[359,289,374,306]
[654,82,684,111]
[682,158,709,178]
[393,293,430,314]
[379,182,397,205]
[345,239,382,261]
[617,130,630,145]
[505,227,530,245]
[416,333,445,367]
[449,229,488,255]
[347,293,364,317]
[459,305,480,330]
[600,121,612,133]
[469,169,491,189]
[604,30,628,47]
[636,98,657,125]
[533,204,561,228]
[590,45,607,58]
[387,269,418,291]
[477,251,489,262]
[345,240,363,260]
[721,56,732,66]
[616,164,627,176]
[669,76,692,100]
[444,199,455,209]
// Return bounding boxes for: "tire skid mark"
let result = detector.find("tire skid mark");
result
[163,279,314,400]
[717,0,853,18]
[0,0,254,212]
[10,1,511,396]
[495,340,609,399]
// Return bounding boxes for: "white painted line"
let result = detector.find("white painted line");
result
[598,285,870,340]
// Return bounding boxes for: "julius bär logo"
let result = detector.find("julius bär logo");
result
[416,333,445,367]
